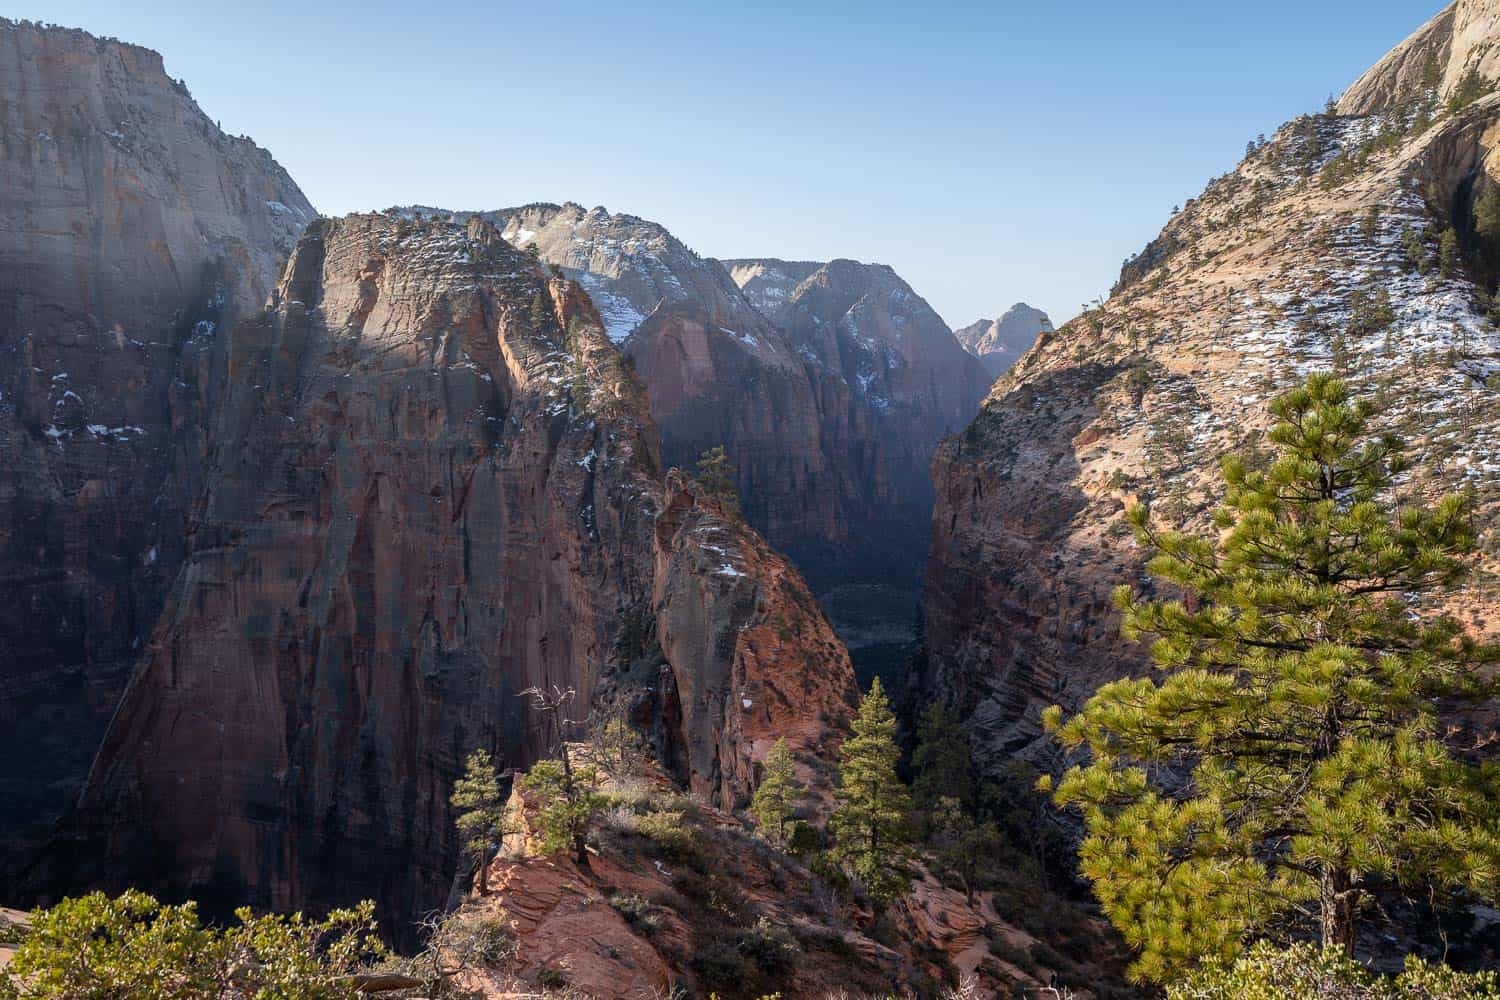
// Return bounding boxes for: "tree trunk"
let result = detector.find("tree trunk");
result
[1320,868,1358,954]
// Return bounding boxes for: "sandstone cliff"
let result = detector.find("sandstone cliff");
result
[725,257,993,588]
[924,10,1500,775]
[406,205,988,602]
[28,212,853,939]
[953,303,1055,379]
[0,17,312,879]
[1337,1,1500,116]
[478,206,850,583]
[650,471,856,808]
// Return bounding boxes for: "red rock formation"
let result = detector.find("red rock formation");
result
[651,471,856,808]
[0,17,312,877]
[48,213,658,928]
[422,207,989,597]
[479,205,848,576]
[24,210,854,943]
[726,258,992,585]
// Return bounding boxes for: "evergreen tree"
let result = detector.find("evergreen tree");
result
[0,891,385,1000]
[517,759,607,866]
[451,749,506,894]
[750,738,805,847]
[519,685,606,868]
[830,678,916,910]
[1476,183,1500,246]
[1044,373,1500,983]
[695,445,738,508]
[1448,68,1495,114]
[1440,227,1461,278]
[911,701,975,816]
[929,796,1000,906]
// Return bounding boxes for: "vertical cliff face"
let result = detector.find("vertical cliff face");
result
[0,18,312,875]
[725,257,992,585]
[51,213,658,925]
[652,471,856,807]
[418,205,988,598]
[923,7,1500,776]
[458,204,847,574]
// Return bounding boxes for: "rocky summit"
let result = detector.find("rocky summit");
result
[952,303,1055,379]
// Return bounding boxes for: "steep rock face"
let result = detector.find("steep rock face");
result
[37,212,853,939]
[1338,1,1500,116]
[414,205,987,597]
[953,303,1055,379]
[469,205,848,577]
[651,471,855,807]
[0,18,311,877]
[925,13,1500,774]
[53,213,663,927]
[725,257,992,585]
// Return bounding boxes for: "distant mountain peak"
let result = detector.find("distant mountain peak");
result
[953,303,1054,378]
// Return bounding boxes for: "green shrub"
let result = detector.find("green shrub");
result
[634,809,702,865]
[608,893,662,935]
[1169,941,1499,999]
[0,891,384,1000]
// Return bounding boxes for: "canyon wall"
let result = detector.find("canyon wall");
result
[0,17,312,876]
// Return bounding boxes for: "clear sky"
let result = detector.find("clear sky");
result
[19,1,1444,328]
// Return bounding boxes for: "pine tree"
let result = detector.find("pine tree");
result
[1044,373,1500,984]
[695,445,738,508]
[750,738,805,847]
[1477,183,1500,246]
[830,678,915,910]
[911,701,974,817]
[517,759,607,866]
[1440,227,1461,278]
[519,685,607,868]
[929,796,1000,906]
[451,749,506,895]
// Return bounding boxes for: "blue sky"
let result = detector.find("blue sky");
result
[21,2,1442,328]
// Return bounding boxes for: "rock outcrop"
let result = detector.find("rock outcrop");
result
[446,765,1084,999]
[46,213,655,928]
[0,17,312,879]
[953,303,1055,378]
[1337,1,1500,116]
[924,8,1500,776]
[23,211,852,939]
[650,471,856,808]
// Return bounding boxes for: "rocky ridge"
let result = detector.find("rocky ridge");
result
[922,4,1500,776]
[421,761,1126,999]
[405,205,990,600]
